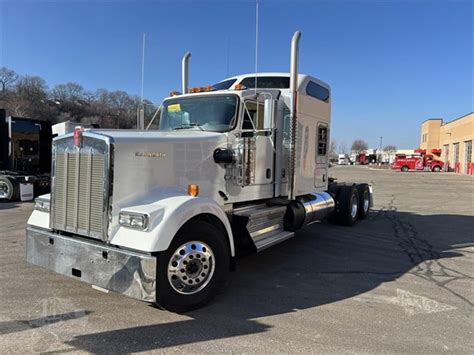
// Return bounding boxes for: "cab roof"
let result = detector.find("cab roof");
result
[215,72,330,92]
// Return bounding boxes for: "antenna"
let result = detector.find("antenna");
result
[226,37,230,77]
[137,33,146,130]
[141,32,146,101]
[254,0,259,95]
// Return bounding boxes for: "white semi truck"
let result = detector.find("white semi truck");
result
[26,32,372,312]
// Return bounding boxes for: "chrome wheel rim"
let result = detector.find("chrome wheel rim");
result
[0,181,9,199]
[363,192,370,213]
[351,194,358,219]
[167,241,215,295]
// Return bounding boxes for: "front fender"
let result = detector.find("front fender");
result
[110,194,234,256]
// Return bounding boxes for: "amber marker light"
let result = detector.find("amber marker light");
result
[188,184,199,197]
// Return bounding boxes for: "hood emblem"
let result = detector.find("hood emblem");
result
[74,127,83,148]
[135,151,167,158]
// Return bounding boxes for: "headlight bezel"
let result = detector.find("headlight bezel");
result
[119,211,150,231]
[34,197,51,213]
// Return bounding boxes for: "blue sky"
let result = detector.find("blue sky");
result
[1,0,472,148]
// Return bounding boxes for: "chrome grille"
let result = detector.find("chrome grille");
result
[51,134,111,241]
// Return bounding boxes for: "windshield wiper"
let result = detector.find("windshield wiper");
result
[174,123,204,131]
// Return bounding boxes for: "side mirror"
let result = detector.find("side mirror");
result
[263,99,277,130]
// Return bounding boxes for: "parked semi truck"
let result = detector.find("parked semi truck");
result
[0,109,52,201]
[26,32,373,312]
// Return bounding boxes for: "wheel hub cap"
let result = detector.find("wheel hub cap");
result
[363,192,370,212]
[168,241,215,295]
[351,195,358,219]
[0,182,9,199]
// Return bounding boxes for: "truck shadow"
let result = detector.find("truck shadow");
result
[66,210,473,352]
[0,201,25,210]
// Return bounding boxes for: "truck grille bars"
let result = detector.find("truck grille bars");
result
[51,133,113,241]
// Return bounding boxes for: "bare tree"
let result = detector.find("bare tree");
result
[51,82,85,102]
[351,139,369,154]
[338,142,348,155]
[383,144,397,154]
[329,139,338,161]
[0,67,18,93]
[16,75,48,103]
[0,66,157,128]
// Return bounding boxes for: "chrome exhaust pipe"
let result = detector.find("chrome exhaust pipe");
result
[288,31,301,201]
[182,52,191,94]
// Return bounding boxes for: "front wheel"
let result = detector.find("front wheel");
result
[432,166,441,172]
[155,220,230,313]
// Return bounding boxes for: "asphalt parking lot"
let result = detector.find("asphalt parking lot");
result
[0,166,473,353]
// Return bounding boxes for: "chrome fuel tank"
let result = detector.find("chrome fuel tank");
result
[298,191,335,226]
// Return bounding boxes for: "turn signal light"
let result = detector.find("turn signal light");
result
[188,184,199,197]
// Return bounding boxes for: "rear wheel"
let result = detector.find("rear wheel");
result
[401,166,409,172]
[0,176,19,202]
[336,185,359,226]
[356,184,370,220]
[432,166,441,172]
[155,220,230,313]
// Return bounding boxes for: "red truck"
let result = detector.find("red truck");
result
[392,152,444,172]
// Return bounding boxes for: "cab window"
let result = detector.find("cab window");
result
[242,101,265,130]
[306,81,330,102]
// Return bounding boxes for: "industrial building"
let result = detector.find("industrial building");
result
[420,112,474,174]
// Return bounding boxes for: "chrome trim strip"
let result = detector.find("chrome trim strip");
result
[49,142,56,230]
[250,223,281,239]
[87,148,93,234]
[74,148,80,232]
[63,149,69,228]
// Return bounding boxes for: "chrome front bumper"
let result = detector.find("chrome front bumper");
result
[26,227,156,302]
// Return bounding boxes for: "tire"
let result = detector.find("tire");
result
[356,184,370,220]
[401,166,409,172]
[335,185,359,226]
[0,176,19,202]
[155,220,230,313]
[432,166,441,172]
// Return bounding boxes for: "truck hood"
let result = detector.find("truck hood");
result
[88,128,228,210]
[91,129,224,142]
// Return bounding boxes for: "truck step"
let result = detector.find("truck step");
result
[233,204,293,251]
[253,229,295,252]
[233,205,287,236]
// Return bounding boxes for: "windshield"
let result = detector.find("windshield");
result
[212,79,237,90]
[159,95,238,132]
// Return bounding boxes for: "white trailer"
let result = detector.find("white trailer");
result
[26,32,373,312]
[338,154,350,165]
[52,121,95,137]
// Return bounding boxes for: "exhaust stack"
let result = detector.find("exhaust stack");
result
[182,52,191,94]
[288,31,301,201]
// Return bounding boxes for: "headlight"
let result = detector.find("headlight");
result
[34,197,50,213]
[119,211,149,231]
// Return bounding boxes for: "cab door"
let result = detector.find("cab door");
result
[241,100,274,186]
